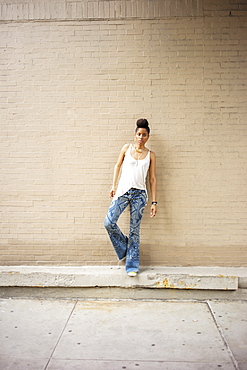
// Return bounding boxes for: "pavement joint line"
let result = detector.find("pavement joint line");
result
[44,300,77,370]
[1,293,247,302]
[206,300,240,370]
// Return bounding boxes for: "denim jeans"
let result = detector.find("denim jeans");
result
[104,188,147,273]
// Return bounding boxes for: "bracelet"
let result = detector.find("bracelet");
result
[152,202,158,205]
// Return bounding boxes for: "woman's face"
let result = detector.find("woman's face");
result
[135,128,149,146]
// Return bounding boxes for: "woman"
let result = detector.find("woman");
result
[104,118,157,277]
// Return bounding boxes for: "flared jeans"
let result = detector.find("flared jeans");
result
[104,188,147,273]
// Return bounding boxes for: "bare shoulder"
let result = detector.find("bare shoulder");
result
[121,143,131,154]
[116,144,130,163]
[150,150,156,160]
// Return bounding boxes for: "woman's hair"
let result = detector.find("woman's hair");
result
[135,118,150,135]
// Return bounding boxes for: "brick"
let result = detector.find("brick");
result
[0,3,247,267]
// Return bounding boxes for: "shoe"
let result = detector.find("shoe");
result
[127,271,138,277]
[119,255,126,262]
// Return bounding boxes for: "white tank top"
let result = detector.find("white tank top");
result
[113,144,151,201]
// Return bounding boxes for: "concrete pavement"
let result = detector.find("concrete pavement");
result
[0,297,246,370]
[1,266,247,290]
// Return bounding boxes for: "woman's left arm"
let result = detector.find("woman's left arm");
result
[149,151,157,218]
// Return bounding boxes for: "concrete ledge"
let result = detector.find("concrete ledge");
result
[1,266,246,290]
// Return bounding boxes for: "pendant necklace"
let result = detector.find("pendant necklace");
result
[134,145,143,164]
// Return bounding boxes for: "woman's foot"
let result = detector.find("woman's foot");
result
[127,271,138,277]
[119,255,126,262]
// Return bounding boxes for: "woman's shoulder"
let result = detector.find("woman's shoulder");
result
[149,150,156,160]
[121,143,131,154]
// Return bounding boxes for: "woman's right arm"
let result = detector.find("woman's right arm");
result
[110,144,129,198]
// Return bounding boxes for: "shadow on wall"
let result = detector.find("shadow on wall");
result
[140,131,175,265]
[4,237,118,266]
[144,132,172,228]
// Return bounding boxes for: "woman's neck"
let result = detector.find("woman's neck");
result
[134,143,145,152]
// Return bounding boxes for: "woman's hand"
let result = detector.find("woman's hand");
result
[150,204,157,218]
[109,144,128,199]
[110,188,116,198]
[149,152,157,218]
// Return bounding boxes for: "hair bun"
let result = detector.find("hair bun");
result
[136,118,149,128]
[136,118,150,134]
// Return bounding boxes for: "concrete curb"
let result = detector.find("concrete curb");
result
[1,266,247,290]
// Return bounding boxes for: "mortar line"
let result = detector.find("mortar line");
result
[206,301,240,370]
[44,300,77,370]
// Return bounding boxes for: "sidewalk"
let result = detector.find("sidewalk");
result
[1,265,247,301]
[1,266,247,290]
[0,297,246,370]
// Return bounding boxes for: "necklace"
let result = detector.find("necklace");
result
[134,145,144,153]
[137,152,142,161]
[133,145,144,161]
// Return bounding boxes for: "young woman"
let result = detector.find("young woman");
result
[104,118,157,277]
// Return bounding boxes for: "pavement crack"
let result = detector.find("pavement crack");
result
[206,300,240,370]
[43,300,77,370]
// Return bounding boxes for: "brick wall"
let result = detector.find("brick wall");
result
[1,0,247,266]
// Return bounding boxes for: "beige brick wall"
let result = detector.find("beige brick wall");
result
[1,0,247,266]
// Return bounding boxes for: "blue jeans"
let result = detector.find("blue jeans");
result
[104,188,147,273]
